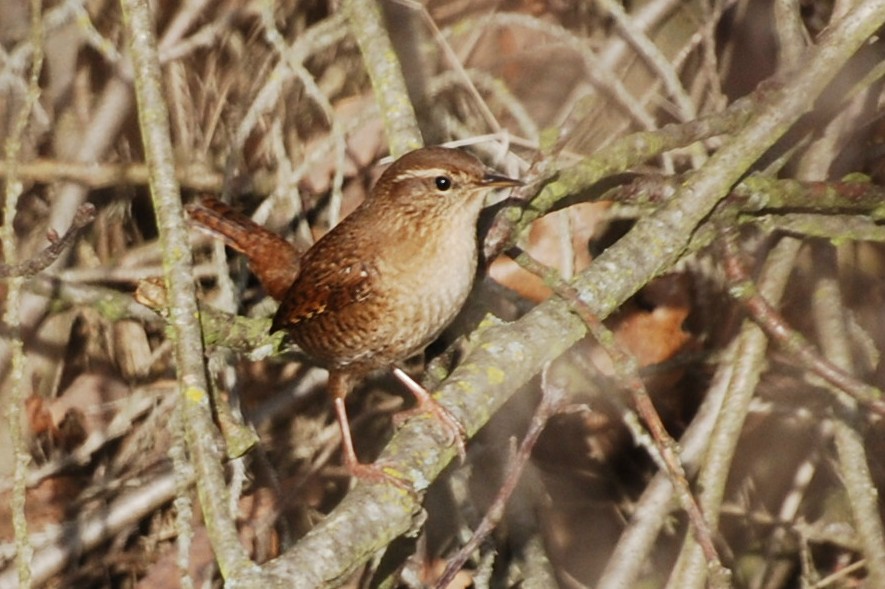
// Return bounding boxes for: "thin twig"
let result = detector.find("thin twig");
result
[0,203,96,278]
[668,234,803,588]
[434,363,571,589]
[258,0,347,225]
[509,246,730,586]
[596,0,697,122]
[489,13,658,131]
[719,228,885,417]
[0,158,227,191]
[0,469,184,588]
[810,242,885,586]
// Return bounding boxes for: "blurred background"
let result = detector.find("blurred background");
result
[1,0,884,587]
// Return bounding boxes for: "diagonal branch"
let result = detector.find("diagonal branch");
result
[720,228,885,416]
[255,2,885,585]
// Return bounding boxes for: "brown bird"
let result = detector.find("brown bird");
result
[189,146,521,480]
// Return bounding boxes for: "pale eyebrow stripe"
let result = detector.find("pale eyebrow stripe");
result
[390,168,452,182]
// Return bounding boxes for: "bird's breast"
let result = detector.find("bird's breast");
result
[363,221,478,359]
[291,214,480,371]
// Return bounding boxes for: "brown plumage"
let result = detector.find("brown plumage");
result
[191,146,521,479]
[186,197,301,301]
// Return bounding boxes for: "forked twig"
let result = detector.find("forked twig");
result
[0,203,96,278]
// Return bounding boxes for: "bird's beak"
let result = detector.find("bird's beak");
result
[481,173,523,188]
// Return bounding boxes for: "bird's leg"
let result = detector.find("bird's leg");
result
[391,367,467,461]
[329,371,411,486]
[331,395,361,471]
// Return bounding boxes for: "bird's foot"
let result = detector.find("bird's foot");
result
[344,459,417,494]
[331,394,414,490]
[392,368,467,462]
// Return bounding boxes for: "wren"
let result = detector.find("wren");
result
[189,146,522,480]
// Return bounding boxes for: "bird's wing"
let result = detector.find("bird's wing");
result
[270,256,374,332]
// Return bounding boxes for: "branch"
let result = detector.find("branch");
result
[343,0,423,155]
[2,0,45,584]
[261,306,585,588]
[119,0,259,582]
[434,364,570,589]
[810,243,885,586]
[0,159,228,192]
[510,247,729,586]
[720,230,885,416]
[255,2,885,585]
[0,204,96,278]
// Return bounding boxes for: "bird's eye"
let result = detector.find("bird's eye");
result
[434,176,452,191]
